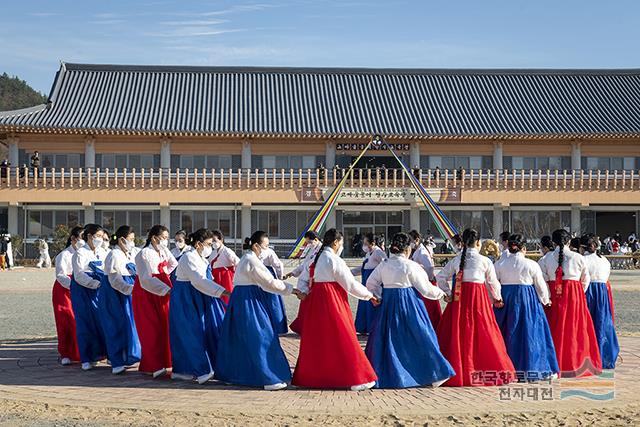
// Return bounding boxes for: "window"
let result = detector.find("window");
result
[581,156,637,171]
[98,154,159,169]
[507,210,571,239]
[27,209,84,238]
[423,156,491,170]
[504,156,571,170]
[95,210,160,235]
[169,210,236,236]
[251,210,280,237]
[251,155,322,170]
[420,210,493,239]
[39,153,84,169]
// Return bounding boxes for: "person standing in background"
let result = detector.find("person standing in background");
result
[37,237,52,268]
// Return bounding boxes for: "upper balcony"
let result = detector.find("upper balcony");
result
[1,166,638,192]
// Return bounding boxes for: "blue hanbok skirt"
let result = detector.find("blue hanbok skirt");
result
[586,282,619,369]
[214,285,291,387]
[365,287,454,388]
[494,285,559,380]
[98,267,141,368]
[70,261,107,363]
[354,268,378,334]
[169,279,226,378]
[260,266,289,334]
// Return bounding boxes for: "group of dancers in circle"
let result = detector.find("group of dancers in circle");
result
[51,222,619,391]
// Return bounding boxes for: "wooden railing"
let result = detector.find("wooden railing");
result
[1,167,639,191]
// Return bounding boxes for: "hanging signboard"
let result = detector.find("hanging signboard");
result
[298,186,460,203]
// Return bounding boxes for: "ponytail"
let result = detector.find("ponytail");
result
[459,228,479,272]
[507,233,525,254]
[243,231,267,251]
[552,229,570,281]
[580,233,602,258]
[145,224,168,248]
[313,228,343,266]
[66,225,83,248]
[112,225,134,247]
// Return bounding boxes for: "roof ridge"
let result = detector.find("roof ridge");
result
[62,62,640,76]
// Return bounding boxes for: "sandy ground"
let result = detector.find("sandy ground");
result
[1,399,639,426]
[0,267,638,426]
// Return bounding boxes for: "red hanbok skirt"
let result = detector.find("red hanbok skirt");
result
[419,280,443,328]
[289,298,309,334]
[52,280,80,361]
[132,270,172,374]
[436,281,515,387]
[292,282,377,388]
[212,267,235,305]
[546,279,602,377]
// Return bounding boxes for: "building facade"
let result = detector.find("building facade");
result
[1,63,640,256]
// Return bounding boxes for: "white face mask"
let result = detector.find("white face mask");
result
[213,240,222,250]
[336,244,344,257]
[125,239,136,252]
[176,240,186,249]
[362,244,369,253]
[410,242,417,249]
[75,239,85,249]
[102,240,110,250]
[92,237,104,250]
[158,238,169,249]
[201,245,213,259]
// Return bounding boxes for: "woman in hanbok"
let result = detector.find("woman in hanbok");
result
[353,232,387,334]
[209,230,240,305]
[170,230,190,261]
[435,228,515,387]
[365,232,454,389]
[170,228,230,384]
[538,229,601,377]
[493,234,559,381]
[581,234,619,369]
[259,244,289,334]
[292,229,379,391]
[98,225,141,374]
[285,231,322,334]
[133,225,178,378]
[409,229,442,328]
[215,231,303,390]
[70,224,109,371]
[52,225,83,365]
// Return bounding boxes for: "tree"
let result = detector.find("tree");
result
[0,73,47,111]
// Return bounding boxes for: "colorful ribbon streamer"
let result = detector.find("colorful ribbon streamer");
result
[382,140,459,243]
[287,135,459,258]
[287,139,373,258]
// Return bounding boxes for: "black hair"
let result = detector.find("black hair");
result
[507,233,525,254]
[103,230,110,240]
[313,228,344,266]
[580,233,602,258]
[144,224,168,248]
[408,229,422,242]
[540,235,554,251]
[304,230,320,241]
[363,232,379,246]
[459,228,479,272]
[499,231,511,242]
[174,230,187,239]
[212,229,224,243]
[552,229,571,276]
[66,225,84,248]
[187,228,214,247]
[452,234,462,246]
[82,224,103,241]
[112,225,134,247]
[569,237,581,252]
[243,230,268,250]
[389,232,411,254]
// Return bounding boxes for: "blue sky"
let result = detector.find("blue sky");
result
[1,0,639,94]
